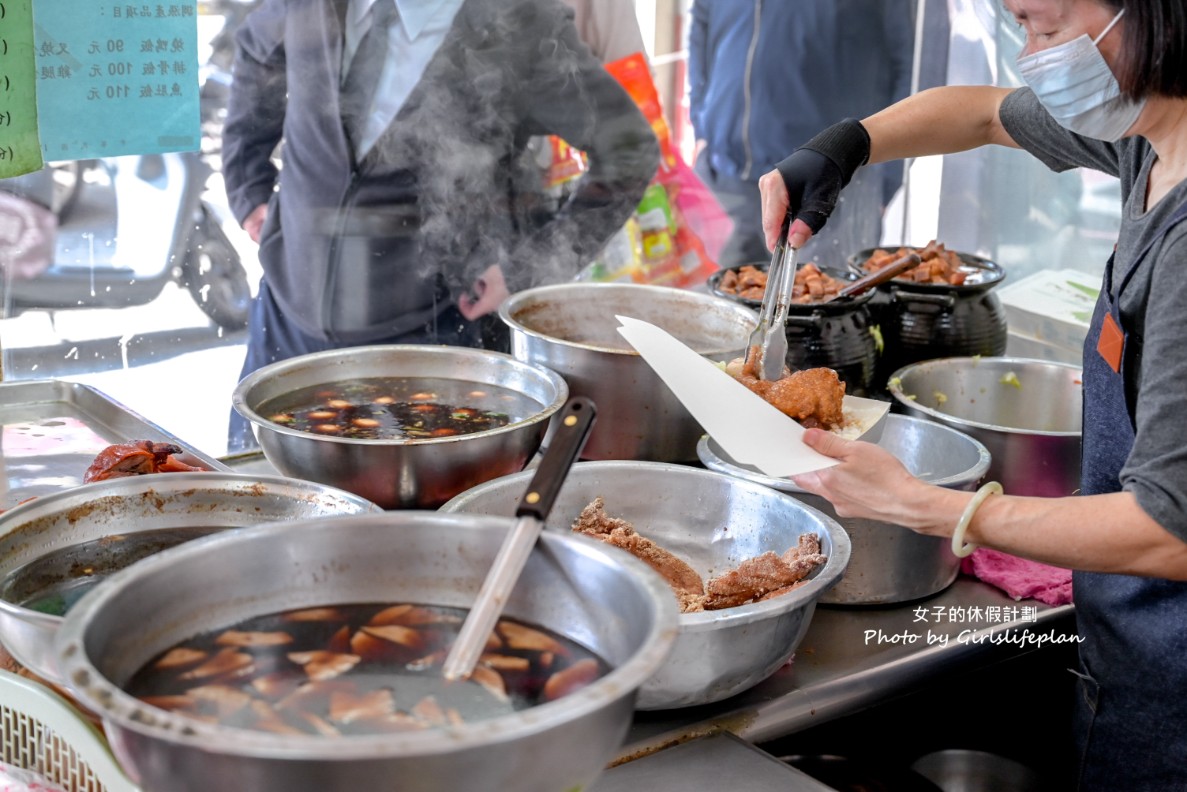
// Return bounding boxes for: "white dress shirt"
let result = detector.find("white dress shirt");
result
[342,0,465,157]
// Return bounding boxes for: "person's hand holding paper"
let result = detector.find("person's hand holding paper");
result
[615,316,857,478]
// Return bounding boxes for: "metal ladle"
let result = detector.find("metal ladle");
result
[442,397,597,681]
[829,252,923,301]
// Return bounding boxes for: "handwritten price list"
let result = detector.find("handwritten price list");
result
[35,2,199,159]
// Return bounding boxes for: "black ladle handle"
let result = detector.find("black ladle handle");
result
[834,252,922,300]
[515,397,597,522]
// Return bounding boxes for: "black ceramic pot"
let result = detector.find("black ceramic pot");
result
[708,264,879,396]
[848,248,1008,393]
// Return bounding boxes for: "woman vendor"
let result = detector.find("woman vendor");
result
[757,0,1187,788]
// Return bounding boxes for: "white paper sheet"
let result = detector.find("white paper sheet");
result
[615,315,840,478]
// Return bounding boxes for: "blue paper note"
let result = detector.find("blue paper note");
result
[33,0,199,159]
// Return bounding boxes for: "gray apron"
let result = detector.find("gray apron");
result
[1074,200,1187,790]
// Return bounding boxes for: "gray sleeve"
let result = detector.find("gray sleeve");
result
[221,0,288,223]
[998,88,1122,178]
[581,0,647,64]
[501,1,658,290]
[1120,227,1187,541]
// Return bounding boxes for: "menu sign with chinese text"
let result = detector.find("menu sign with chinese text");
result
[34,0,199,159]
[0,0,43,177]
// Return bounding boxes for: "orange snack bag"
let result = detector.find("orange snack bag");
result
[604,53,678,172]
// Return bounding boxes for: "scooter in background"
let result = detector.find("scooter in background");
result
[1,152,250,331]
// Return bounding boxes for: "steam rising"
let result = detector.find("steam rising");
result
[228,0,659,345]
[362,0,658,296]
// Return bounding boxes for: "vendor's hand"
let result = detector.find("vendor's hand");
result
[458,264,510,321]
[762,148,847,253]
[758,169,816,251]
[242,203,268,243]
[763,118,871,252]
[792,428,926,527]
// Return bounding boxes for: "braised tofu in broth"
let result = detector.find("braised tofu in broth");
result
[126,602,608,735]
[258,377,542,440]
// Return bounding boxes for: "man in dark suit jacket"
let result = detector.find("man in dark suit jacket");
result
[222,0,658,449]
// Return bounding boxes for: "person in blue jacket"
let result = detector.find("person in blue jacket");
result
[759,0,1187,787]
[689,0,914,269]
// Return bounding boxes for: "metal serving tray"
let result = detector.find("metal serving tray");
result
[0,379,228,511]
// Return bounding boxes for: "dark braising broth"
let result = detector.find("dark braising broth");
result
[2,527,225,616]
[257,377,541,440]
[125,603,607,736]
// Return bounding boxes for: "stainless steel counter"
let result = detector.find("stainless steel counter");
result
[590,733,836,791]
[220,451,1078,770]
[615,579,1075,763]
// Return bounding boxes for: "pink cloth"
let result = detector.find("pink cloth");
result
[960,548,1074,606]
[0,761,70,792]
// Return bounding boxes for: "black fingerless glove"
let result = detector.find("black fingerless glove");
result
[774,118,871,234]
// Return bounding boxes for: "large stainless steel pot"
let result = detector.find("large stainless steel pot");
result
[0,473,378,686]
[231,345,568,508]
[888,357,1082,497]
[698,414,991,605]
[442,461,850,709]
[499,283,756,462]
[55,513,678,792]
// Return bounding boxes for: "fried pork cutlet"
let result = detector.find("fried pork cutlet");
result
[572,499,829,614]
[702,533,827,611]
[734,366,846,430]
[572,497,706,606]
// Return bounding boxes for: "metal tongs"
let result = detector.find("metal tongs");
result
[745,214,798,381]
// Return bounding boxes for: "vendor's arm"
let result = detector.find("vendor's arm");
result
[793,431,1187,581]
[501,3,659,291]
[760,85,1020,249]
[862,85,1019,164]
[221,0,288,227]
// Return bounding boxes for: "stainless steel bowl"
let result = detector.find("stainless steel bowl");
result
[888,357,1082,497]
[55,513,679,792]
[0,473,378,686]
[231,345,568,508]
[499,283,756,462]
[911,750,1043,792]
[442,461,850,709]
[698,414,991,605]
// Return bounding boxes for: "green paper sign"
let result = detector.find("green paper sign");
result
[0,0,45,177]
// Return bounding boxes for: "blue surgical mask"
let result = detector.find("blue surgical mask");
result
[1017,9,1145,141]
